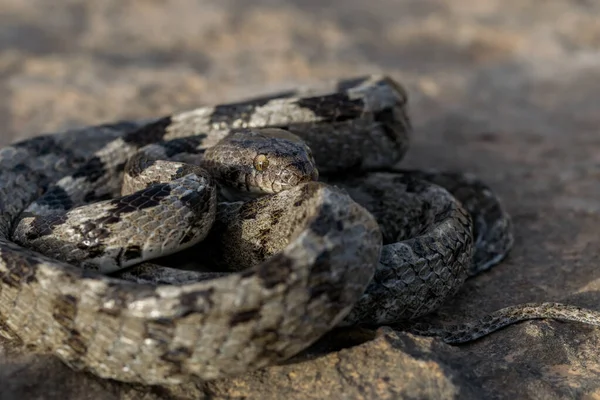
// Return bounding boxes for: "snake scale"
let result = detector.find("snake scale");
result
[1,75,600,386]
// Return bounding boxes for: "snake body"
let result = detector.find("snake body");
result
[1,75,600,386]
[13,128,319,273]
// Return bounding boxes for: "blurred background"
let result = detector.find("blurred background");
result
[1,1,600,399]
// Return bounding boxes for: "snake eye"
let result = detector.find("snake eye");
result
[253,154,269,171]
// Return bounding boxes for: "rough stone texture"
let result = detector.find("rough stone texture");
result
[1,0,600,399]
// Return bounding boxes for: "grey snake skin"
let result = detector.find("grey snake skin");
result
[1,75,600,386]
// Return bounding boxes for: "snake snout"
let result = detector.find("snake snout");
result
[274,162,319,192]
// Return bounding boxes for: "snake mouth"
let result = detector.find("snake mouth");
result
[272,163,319,193]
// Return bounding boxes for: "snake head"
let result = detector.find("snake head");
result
[203,128,319,199]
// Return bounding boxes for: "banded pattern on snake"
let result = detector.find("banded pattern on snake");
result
[1,75,599,386]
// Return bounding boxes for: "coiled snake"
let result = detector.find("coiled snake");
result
[1,75,599,386]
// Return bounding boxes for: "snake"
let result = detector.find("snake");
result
[1,75,600,387]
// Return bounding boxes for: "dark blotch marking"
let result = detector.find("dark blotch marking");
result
[125,153,156,178]
[256,227,272,262]
[13,135,85,172]
[52,294,78,329]
[295,92,364,122]
[230,309,260,326]
[65,329,88,358]
[14,135,60,156]
[144,319,175,345]
[109,183,173,216]
[25,213,68,241]
[72,156,106,183]
[239,202,259,220]
[161,346,193,363]
[176,288,215,317]
[209,93,295,128]
[123,117,172,146]
[0,251,38,288]
[269,208,283,226]
[162,135,207,157]
[256,252,294,289]
[35,185,74,211]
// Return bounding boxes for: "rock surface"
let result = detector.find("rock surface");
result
[2,0,600,399]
